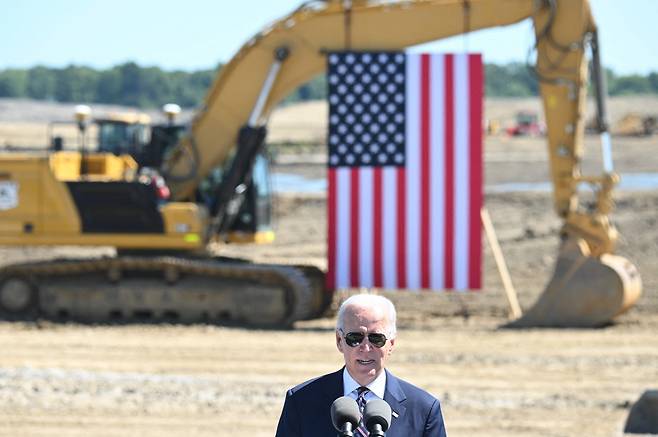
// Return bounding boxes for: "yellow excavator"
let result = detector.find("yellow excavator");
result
[0,0,641,327]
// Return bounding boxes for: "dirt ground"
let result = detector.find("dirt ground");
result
[0,98,657,436]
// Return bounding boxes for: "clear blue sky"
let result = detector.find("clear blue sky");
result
[1,0,656,75]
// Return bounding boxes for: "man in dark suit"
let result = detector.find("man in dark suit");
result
[275,294,447,436]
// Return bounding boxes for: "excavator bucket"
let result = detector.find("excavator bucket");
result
[509,238,642,328]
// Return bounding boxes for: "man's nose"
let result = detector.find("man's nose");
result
[358,338,372,351]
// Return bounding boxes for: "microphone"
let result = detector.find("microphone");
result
[364,398,392,437]
[331,396,360,437]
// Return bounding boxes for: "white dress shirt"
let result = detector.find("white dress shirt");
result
[343,367,387,402]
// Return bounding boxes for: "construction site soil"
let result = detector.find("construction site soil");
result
[0,98,657,436]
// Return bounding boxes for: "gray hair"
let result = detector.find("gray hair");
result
[336,294,397,339]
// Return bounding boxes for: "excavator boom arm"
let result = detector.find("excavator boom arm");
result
[169,0,616,254]
[169,0,591,205]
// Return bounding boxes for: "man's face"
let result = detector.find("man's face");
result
[336,303,395,386]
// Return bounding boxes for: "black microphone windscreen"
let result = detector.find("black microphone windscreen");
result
[364,398,392,431]
[331,396,360,431]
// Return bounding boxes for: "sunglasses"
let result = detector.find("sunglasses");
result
[339,329,388,348]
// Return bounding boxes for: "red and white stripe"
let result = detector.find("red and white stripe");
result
[327,53,483,291]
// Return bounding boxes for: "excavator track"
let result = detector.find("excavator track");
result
[0,256,324,328]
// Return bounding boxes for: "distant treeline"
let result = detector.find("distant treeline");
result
[0,62,656,109]
[0,63,218,108]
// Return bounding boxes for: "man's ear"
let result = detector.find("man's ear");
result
[388,338,395,355]
[336,330,344,353]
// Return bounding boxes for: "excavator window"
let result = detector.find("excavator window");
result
[252,153,272,199]
[197,152,272,234]
[98,122,150,156]
[228,153,273,233]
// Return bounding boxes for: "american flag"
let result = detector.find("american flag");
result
[327,52,483,291]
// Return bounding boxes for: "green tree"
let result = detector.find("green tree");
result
[648,72,658,94]
[95,67,122,104]
[116,62,143,107]
[4,62,655,108]
[485,63,536,97]
[164,68,215,108]
[54,65,98,102]
[609,74,651,95]
[0,69,27,97]
[26,66,56,100]
[139,66,172,107]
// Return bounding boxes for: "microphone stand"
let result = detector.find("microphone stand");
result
[337,422,354,437]
[368,424,386,437]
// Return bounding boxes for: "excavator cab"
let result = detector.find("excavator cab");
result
[138,123,186,168]
[47,112,151,156]
[220,153,274,243]
[137,104,187,169]
[96,115,151,156]
[43,104,274,246]
[197,151,274,244]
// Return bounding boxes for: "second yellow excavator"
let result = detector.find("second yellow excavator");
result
[0,0,641,327]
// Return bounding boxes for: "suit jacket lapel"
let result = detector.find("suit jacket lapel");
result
[384,369,407,427]
[308,368,344,436]
[323,367,345,404]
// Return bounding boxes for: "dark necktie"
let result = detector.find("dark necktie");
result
[356,386,369,436]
